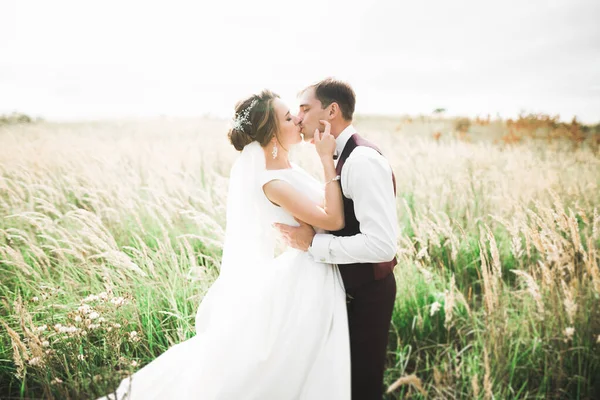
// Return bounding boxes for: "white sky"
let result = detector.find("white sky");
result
[1,0,599,122]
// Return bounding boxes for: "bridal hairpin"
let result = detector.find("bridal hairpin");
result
[231,99,259,131]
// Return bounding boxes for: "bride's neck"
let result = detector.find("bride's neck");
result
[264,148,291,170]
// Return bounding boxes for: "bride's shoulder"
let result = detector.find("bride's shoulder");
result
[260,168,293,187]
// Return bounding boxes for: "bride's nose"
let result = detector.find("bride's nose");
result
[292,115,302,125]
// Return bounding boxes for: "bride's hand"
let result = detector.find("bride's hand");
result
[314,120,336,159]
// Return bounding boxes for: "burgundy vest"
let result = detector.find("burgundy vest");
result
[333,133,398,289]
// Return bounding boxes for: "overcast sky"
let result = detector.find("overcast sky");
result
[1,0,599,122]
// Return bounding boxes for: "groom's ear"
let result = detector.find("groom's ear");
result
[328,102,340,119]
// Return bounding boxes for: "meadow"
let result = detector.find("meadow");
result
[1,114,599,399]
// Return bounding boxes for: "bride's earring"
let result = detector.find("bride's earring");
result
[272,142,278,159]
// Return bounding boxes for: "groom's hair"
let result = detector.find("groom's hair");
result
[303,78,356,121]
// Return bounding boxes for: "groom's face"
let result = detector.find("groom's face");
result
[297,88,329,141]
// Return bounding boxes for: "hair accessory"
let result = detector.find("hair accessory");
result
[231,99,259,131]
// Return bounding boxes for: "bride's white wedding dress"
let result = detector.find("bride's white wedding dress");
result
[99,142,350,400]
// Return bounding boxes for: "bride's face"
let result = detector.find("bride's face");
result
[273,98,302,148]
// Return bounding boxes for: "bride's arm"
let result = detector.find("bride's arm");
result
[263,120,344,232]
[263,158,343,232]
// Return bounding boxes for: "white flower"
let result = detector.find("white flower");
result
[42,340,50,347]
[83,294,99,303]
[74,316,82,323]
[564,327,575,340]
[113,323,122,329]
[32,296,39,302]
[430,301,442,316]
[129,331,140,342]
[99,292,108,301]
[78,304,92,314]
[131,360,139,367]
[88,312,100,320]
[59,325,78,334]
[28,357,43,366]
[98,317,106,323]
[597,335,600,344]
[77,354,85,361]
[88,324,100,330]
[35,325,47,333]
[111,297,126,307]
[51,377,63,385]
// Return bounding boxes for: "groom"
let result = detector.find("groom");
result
[275,78,399,399]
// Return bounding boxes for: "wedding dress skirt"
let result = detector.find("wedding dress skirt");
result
[99,164,350,400]
[99,250,349,400]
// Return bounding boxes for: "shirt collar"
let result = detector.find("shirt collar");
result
[335,124,357,156]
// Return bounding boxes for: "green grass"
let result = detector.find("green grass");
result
[1,117,599,399]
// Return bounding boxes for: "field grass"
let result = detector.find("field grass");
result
[1,116,599,399]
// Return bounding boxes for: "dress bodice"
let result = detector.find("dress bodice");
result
[260,164,325,228]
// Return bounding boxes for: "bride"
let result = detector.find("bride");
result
[99,90,350,399]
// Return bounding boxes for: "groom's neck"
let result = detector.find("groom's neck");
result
[331,121,352,139]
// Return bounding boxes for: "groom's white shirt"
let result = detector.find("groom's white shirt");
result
[308,124,399,265]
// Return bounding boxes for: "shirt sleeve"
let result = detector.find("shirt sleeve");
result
[308,148,399,264]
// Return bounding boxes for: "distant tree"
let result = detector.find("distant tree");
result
[0,112,35,125]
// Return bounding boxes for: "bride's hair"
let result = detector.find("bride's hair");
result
[228,90,281,151]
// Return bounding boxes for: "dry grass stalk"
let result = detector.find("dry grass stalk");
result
[511,269,544,317]
[483,348,493,400]
[386,374,427,396]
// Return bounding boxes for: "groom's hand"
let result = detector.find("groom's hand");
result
[273,218,316,252]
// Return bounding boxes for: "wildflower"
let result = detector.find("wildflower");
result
[99,292,108,301]
[131,360,139,367]
[77,354,85,361]
[596,335,600,344]
[35,325,47,333]
[564,326,575,341]
[32,296,39,302]
[111,297,126,307]
[430,301,442,316]
[74,316,82,323]
[56,325,77,334]
[98,317,106,323]
[88,324,100,330]
[51,377,63,385]
[42,340,50,347]
[83,294,99,303]
[28,357,43,367]
[113,323,122,329]
[88,311,100,320]
[78,304,92,315]
[129,331,140,342]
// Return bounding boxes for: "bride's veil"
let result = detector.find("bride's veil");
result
[218,141,275,280]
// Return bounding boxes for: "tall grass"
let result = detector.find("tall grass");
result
[1,117,599,399]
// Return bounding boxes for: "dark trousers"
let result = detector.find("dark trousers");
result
[345,272,397,400]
